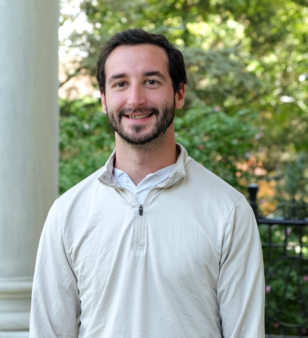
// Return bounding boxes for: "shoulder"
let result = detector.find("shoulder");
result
[55,166,106,218]
[185,157,245,215]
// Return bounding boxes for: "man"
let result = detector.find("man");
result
[30,29,265,337]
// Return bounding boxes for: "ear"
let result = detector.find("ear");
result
[100,90,107,114]
[175,83,185,109]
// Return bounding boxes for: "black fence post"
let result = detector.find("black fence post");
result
[248,183,259,219]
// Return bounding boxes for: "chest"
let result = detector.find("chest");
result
[67,195,223,297]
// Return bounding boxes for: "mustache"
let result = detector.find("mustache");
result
[118,106,159,119]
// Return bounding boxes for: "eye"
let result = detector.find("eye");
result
[145,79,159,85]
[115,81,127,88]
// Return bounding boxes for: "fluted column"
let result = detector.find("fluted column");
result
[0,0,59,336]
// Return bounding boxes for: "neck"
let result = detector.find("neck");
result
[114,126,178,186]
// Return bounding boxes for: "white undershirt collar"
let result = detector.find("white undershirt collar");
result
[113,164,175,205]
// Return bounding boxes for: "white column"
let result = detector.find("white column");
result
[0,0,59,335]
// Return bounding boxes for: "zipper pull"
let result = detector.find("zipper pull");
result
[139,204,143,216]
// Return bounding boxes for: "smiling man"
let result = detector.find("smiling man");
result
[30,29,265,338]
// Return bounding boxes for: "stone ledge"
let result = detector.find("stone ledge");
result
[0,278,32,331]
[0,312,30,332]
[0,332,29,338]
[0,278,32,297]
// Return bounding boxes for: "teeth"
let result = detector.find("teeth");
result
[128,114,150,119]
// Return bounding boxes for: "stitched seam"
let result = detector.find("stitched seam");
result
[54,201,77,279]
[220,194,245,268]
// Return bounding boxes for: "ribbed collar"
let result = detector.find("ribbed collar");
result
[98,143,190,189]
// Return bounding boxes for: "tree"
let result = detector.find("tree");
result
[59,0,308,195]
[60,0,308,174]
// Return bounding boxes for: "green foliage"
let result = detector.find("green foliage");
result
[259,152,308,333]
[174,102,256,189]
[59,97,115,194]
[274,152,308,219]
[60,0,308,174]
[259,223,308,335]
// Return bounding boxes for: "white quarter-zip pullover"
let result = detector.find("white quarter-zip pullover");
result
[30,144,265,338]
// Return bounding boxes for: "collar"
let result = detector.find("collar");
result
[98,143,191,189]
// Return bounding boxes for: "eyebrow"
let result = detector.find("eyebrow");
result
[108,73,127,84]
[107,71,167,85]
[144,71,167,82]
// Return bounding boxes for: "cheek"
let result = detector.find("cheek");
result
[106,93,127,112]
[147,89,174,106]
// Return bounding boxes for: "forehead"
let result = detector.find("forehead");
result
[105,44,169,78]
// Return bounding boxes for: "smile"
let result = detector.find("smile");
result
[126,113,153,119]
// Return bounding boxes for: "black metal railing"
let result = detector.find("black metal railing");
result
[248,184,308,338]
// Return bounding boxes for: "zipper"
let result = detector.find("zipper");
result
[116,188,161,251]
[136,204,143,248]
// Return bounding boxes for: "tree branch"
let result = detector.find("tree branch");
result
[59,66,83,88]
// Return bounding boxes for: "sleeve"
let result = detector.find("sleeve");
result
[29,202,81,338]
[217,196,265,338]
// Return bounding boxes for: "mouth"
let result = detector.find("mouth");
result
[125,113,154,119]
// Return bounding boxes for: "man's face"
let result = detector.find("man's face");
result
[101,44,185,145]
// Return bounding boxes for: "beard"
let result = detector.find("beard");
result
[106,100,175,145]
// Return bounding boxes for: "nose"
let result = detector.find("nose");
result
[127,83,146,108]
